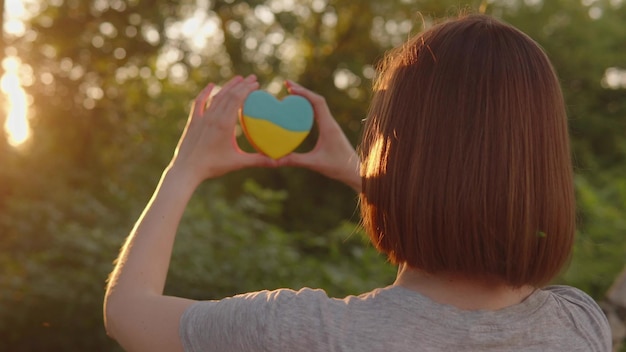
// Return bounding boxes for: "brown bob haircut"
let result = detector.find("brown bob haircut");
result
[360,14,575,287]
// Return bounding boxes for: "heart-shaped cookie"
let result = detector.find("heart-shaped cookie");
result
[240,90,314,159]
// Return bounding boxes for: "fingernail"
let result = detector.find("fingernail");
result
[287,81,301,91]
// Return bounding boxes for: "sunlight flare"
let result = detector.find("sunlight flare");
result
[2,57,30,147]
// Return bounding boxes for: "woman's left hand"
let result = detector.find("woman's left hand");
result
[277,80,361,192]
[169,75,277,186]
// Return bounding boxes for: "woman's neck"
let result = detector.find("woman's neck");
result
[393,264,536,311]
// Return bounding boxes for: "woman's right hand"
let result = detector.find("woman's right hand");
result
[278,81,361,193]
[169,75,276,187]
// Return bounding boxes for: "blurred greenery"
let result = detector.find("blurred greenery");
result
[0,0,624,350]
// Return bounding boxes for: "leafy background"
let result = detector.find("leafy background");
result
[0,0,624,350]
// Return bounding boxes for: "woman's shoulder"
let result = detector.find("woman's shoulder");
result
[542,285,607,315]
[541,285,612,350]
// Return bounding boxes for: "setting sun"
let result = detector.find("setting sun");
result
[2,56,29,146]
[2,0,31,147]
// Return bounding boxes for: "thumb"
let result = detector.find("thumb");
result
[277,152,316,169]
[237,152,280,169]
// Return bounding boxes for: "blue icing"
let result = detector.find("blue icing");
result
[243,90,314,132]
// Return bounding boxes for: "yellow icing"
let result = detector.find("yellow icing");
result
[242,115,310,159]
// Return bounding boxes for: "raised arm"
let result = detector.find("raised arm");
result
[103,75,274,352]
[103,75,361,351]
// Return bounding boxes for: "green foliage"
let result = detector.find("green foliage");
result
[0,184,123,350]
[0,0,624,350]
[562,174,626,297]
[167,180,394,300]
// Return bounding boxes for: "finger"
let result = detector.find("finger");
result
[202,76,245,113]
[191,83,216,119]
[277,151,317,169]
[210,75,257,108]
[234,151,279,169]
[217,75,245,96]
[209,75,249,104]
[210,75,259,121]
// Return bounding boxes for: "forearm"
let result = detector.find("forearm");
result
[343,155,362,193]
[105,166,198,307]
[103,77,271,351]
[324,150,361,193]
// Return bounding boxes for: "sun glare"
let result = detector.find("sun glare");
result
[2,0,32,147]
[2,56,30,147]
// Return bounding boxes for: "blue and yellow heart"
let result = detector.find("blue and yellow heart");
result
[240,90,314,159]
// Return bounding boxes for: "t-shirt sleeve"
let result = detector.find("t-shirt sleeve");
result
[179,288,340,352]
[544,285,612,352]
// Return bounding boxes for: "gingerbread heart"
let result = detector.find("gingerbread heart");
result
[240,90,314,159]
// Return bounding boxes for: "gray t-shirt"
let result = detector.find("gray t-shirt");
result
[179,285,611,351]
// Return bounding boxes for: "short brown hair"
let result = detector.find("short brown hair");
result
[360,14,575,287]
